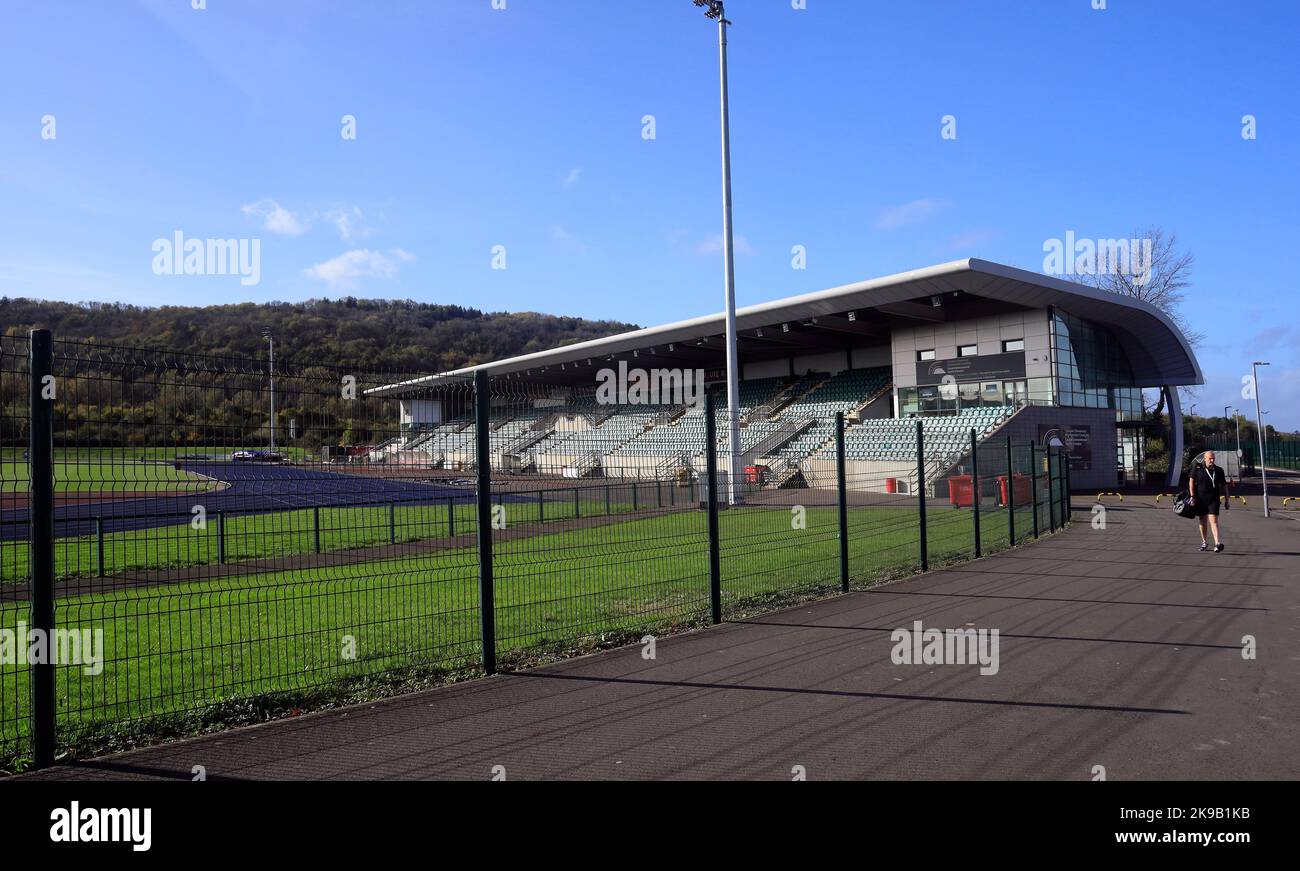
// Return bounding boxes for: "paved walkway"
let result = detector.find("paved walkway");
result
[22,497,1300,780]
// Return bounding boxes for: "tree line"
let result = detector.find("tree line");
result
[0,297,639,448]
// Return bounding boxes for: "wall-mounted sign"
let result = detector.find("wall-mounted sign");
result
[915,351,1026,386]
[1039,423,1093,471]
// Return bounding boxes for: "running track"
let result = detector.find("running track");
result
[0,462,483,541]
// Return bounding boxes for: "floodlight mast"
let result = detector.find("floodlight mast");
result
[693,0,742,504]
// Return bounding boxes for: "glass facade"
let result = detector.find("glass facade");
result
[895,311,1145,423]
[898,378,1050,416]
[1050,310,1144,422]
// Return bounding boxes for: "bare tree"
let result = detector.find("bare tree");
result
[1076,226,1199,344]
[1075,226,1198,417]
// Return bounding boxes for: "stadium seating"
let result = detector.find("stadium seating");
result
[820,406,1015,462]
[386,364,1019,477]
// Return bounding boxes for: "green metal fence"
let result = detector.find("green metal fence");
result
[3,330,1073,770]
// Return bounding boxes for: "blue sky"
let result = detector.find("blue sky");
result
[2,0,1297,428]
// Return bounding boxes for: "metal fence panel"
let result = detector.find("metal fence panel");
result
[2,338,1074,768]
[1,334,31,764]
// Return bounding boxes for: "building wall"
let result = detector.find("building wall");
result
[851,345,891,369]
[399,399,443,429]
[891,309,1052,389]
[743,358,788,380]
[792,350,849,375]
[994,404,1118,491]
[743,343,891,381]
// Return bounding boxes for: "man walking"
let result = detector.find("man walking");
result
[1189,451,1228,552]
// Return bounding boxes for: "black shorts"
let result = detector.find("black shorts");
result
[1192,498,1220,517]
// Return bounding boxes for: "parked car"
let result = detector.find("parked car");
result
[230,450,287,462]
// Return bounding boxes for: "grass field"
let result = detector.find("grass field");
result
[0,497,1047,762]
[0,447,314,493]
[1,458,208,494]
[0,493,643,583]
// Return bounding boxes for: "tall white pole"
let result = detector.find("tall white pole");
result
[1234,408,1241,466]
[716,5,742,505]
[1252,362,1269,516]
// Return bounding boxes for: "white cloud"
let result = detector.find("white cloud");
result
[696,233,754,256]
[324,206,366,243]
[551,224,587,253]
[875,198,947,230]
[302,248,414,290]
[242,198,306,236]
[948,228,999,250]
[562,167,582,188]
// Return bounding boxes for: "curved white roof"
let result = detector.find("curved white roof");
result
[369,258,1201,395]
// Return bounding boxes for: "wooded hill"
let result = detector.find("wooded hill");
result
[0,297,638,373]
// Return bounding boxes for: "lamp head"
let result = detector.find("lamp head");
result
[694,0,726,21]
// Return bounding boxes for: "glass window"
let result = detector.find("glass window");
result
[958,344,977,357]
[917,349,936,362]
[1002,338,1024,352]
[1051,311,1135,411]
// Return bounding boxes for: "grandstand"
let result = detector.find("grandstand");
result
[370,259,1203,492]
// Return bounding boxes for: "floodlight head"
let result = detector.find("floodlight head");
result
[694,0,725,20]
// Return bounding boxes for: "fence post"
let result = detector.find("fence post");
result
[705,394,722,624]
[217,511,226,564]
[538,490,544,523]
[1006,436,1015,546]
[605,484,611,516]
[28,328,56,768]
[447,496,455,538]
[1062,450,1072,525]
[389,503,396,544]
[916,420,928,572]
[970,428,981,559]
[574,486,580,519]
[474,370,496,675]
[95,516,105,577]
[836,411,849,592]
[1057,449,1066,527]
[1029,444,1039,539]
[313,506,321,554]
[1047,449,1057,533]
[632,481,638,512]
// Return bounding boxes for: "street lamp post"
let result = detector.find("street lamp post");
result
[1252,361,1269,516]
[692,0,742,505]
[262,328,276,453]
[1223,404,1231,475]
[1233,407,1242,475]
